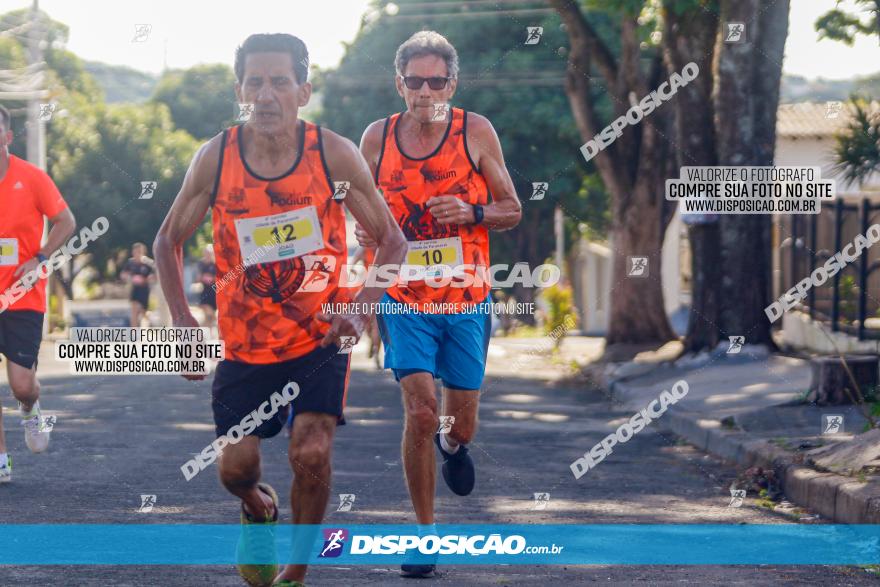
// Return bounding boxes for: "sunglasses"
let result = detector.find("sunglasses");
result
[400,75,451,90]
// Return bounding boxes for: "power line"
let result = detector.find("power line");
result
[380,8,555,21]
[394,0,548,7]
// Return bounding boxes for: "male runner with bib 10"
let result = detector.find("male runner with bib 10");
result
[154,34,405,587]
[357,31,522,578]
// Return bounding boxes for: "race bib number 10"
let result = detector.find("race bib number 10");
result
[0,238,18,266]
[405,237,464,278]
[235,207,324,267]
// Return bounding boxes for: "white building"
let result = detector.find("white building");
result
[572,101,880,339]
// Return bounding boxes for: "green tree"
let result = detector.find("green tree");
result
[0,36,27,70]
[0,8,70,49]
[84,62,157,104]
[816,0,880,45]
[817,4,880,195]
[552,0,679,347]
[833,95,880,188]
[317,0,603,314]
[553,0,790,352]
[152,64,237,140]
[53,102,199,278]
[2,8,203,286]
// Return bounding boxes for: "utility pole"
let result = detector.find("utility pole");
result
[26,0,46,170]
[26,0,54,336]
[554,206,565,284]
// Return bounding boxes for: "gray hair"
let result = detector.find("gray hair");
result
[395,31,459,79]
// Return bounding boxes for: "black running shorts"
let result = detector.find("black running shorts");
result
[0,310,43,369]
[130,285,150,309]
[198,285,217,310]
[211,343,350,439]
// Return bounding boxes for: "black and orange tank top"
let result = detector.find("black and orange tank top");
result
[211,122,350,363]
[375,107,491,312]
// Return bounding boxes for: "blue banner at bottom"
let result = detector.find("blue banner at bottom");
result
[1,524,878,565]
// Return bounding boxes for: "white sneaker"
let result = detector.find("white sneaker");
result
[21,401,51,453]
[0,455,11,484]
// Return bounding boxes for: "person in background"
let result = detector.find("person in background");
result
[120,242,155,327]
[197,245,217,333]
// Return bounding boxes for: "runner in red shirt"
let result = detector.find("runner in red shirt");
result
[0,104,76,483]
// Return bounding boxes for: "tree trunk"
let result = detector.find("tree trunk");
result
[552,0,676,347]
[683,223,722,350]
[607,194,676,344]
[808,355,879,405]
[663,1,722,353]
[716,0,789,347]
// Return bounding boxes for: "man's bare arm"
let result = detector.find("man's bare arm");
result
[13,207,77,280]
[41,208,76,257]
[154,135,222,324]
[464,113,522,231]
[320,128,406,343]
[422,113,521,231]
[352,120,386,249]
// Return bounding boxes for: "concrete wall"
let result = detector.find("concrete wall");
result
[571,239,612,335]
[571,211,683,336]
[780,310,880,354]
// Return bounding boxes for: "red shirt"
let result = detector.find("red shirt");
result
[0,155,68,312]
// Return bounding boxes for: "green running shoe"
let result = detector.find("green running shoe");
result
[236,482,279,587]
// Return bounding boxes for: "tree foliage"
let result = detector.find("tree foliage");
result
[51,102,199,277]
[815,0,880,45]
[834,96,880,188]
[816,3,880,193]
[317,0,605,306]
[1,8,202,281]
[152,64,237,140]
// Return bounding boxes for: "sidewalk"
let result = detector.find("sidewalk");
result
[584,348,880,523]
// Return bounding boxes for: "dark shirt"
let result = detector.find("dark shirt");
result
[123,258,153,290]
[197,261,216,286]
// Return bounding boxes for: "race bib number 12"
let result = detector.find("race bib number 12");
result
[235,207,324,267]
[0,238,18,266]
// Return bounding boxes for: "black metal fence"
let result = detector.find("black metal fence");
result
[782,198,880,340]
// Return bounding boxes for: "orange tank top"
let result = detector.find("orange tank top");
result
[211,122,350,363]
[375,107,491,312]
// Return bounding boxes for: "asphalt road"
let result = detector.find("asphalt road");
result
[0,342,877,586]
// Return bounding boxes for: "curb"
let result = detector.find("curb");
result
[594,366,880,524]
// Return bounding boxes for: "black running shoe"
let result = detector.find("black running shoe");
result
[434,433,475,496]
[400,562,436,578]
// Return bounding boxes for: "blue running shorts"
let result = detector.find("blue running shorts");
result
[376,293,492,390]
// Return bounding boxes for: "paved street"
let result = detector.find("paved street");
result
[0,339,877,585]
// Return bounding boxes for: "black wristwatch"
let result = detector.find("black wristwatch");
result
[36,252,47,263]
[472,204,484,224]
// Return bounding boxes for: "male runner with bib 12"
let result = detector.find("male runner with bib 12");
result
[154,34,405,587]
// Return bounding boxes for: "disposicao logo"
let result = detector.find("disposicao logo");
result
[319,528,348,558]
